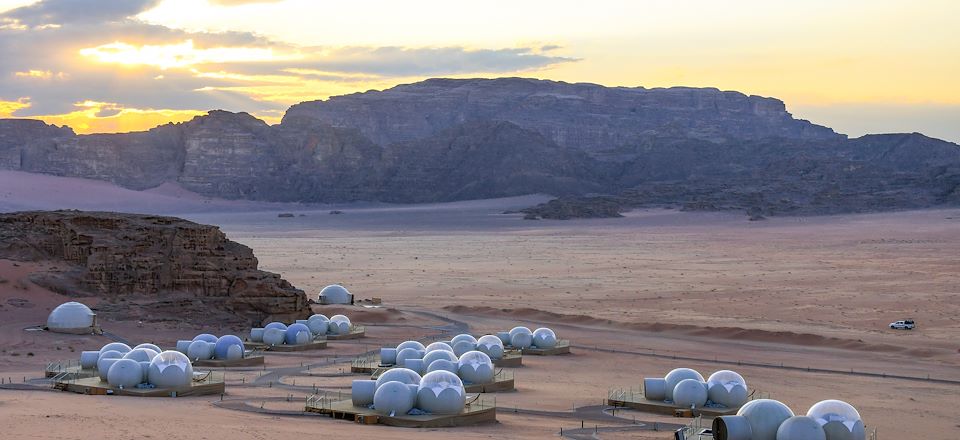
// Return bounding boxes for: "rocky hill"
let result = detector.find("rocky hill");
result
[1,77,959,217]
[0,211,310,325]
[284,78,841,158]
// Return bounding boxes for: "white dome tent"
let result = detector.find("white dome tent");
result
[532,328,557,348]
[457,350,495,384]
[664,368,704,401]
[707,370,749,408]
[476,335,505,360]
[807,400,866,440]
[318,284,354,305]
[328,315,352,335]
[713,399,795,440]
[46,301,96,334]
[148,350,194,388]
[373,381,416,416]
[673,378,708,408]
[214,335,245,360]
[107,359,143,388]
[416,370,466,414]
[306,314,330,335]
[777,416,827,440]
[285,323,313,345]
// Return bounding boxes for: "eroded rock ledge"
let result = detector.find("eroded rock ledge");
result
[0,210,309,326]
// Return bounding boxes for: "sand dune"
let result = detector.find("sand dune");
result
[0,170,304,214]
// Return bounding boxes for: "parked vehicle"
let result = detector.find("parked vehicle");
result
[889,319,915,330]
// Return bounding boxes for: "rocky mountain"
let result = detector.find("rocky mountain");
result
[0,211,310,325]
[285,77,841,159]
[1,77,959,217]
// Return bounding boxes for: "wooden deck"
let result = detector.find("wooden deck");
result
[53,375,224,397]
[44,364,96,379]
[246,340,328,352]
[327,327,366,340]
[305,397,496,428]
[521,340,571,356]
[193,355,265,368]
[606,396,740,418]
[464,376,514,393]
[494,351,523,367]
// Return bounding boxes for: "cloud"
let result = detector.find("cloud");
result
[0,98,31,117]
[0,0,577,132]
[207,0,284,5]
[2,0,161,27]
[193,46,576,78]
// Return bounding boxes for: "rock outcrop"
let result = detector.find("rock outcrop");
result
[285,78,842,158]
[1,77,959,217]
[0,211,310,325]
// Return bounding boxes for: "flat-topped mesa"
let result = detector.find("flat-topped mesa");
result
[283,77,843,156]
[0,211,310,325]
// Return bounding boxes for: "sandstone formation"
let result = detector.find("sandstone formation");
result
[1,77,959,217]
[285,77,841,157]
[0,211,310,325]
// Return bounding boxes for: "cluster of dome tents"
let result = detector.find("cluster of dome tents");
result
[46,300,867,435]
[174,334,246,361]
[496,326,558,349]
[353,368,468,416]
[250,314,353,346]
[645,367,750,409]
[380,337,498,384]
[714,398,866,440]
[79,342,195,389]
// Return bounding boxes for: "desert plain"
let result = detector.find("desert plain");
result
[1,186,958,439]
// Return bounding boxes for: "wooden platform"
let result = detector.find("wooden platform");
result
[246,340,328,352]
[464,375,514,393]
[521,340,571,356]
[351,365,376,374]
[494,351,523,367]
[54,375,225,397]
[606,397,739,418]
[305,397,496,428]
[350,357,383,374]
[327,327,365,340]
[193,355,265,368]
[45,364,96,379]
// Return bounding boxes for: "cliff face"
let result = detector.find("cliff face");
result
[0,211,310,325]
[0,119,74,170]
[284,78,842,158]
[522,133,960,219]
[0,77,958,217]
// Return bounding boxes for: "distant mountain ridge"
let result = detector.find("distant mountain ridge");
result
[1,77,958,217]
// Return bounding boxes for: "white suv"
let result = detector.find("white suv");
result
[889,320,915,330]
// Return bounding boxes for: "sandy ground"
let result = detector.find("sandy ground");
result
[1,196,959,439]
[0,170,315,214]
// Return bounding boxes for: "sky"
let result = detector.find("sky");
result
[0,0,958,142]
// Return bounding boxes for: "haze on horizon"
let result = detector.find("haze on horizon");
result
[0,0,957,143]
